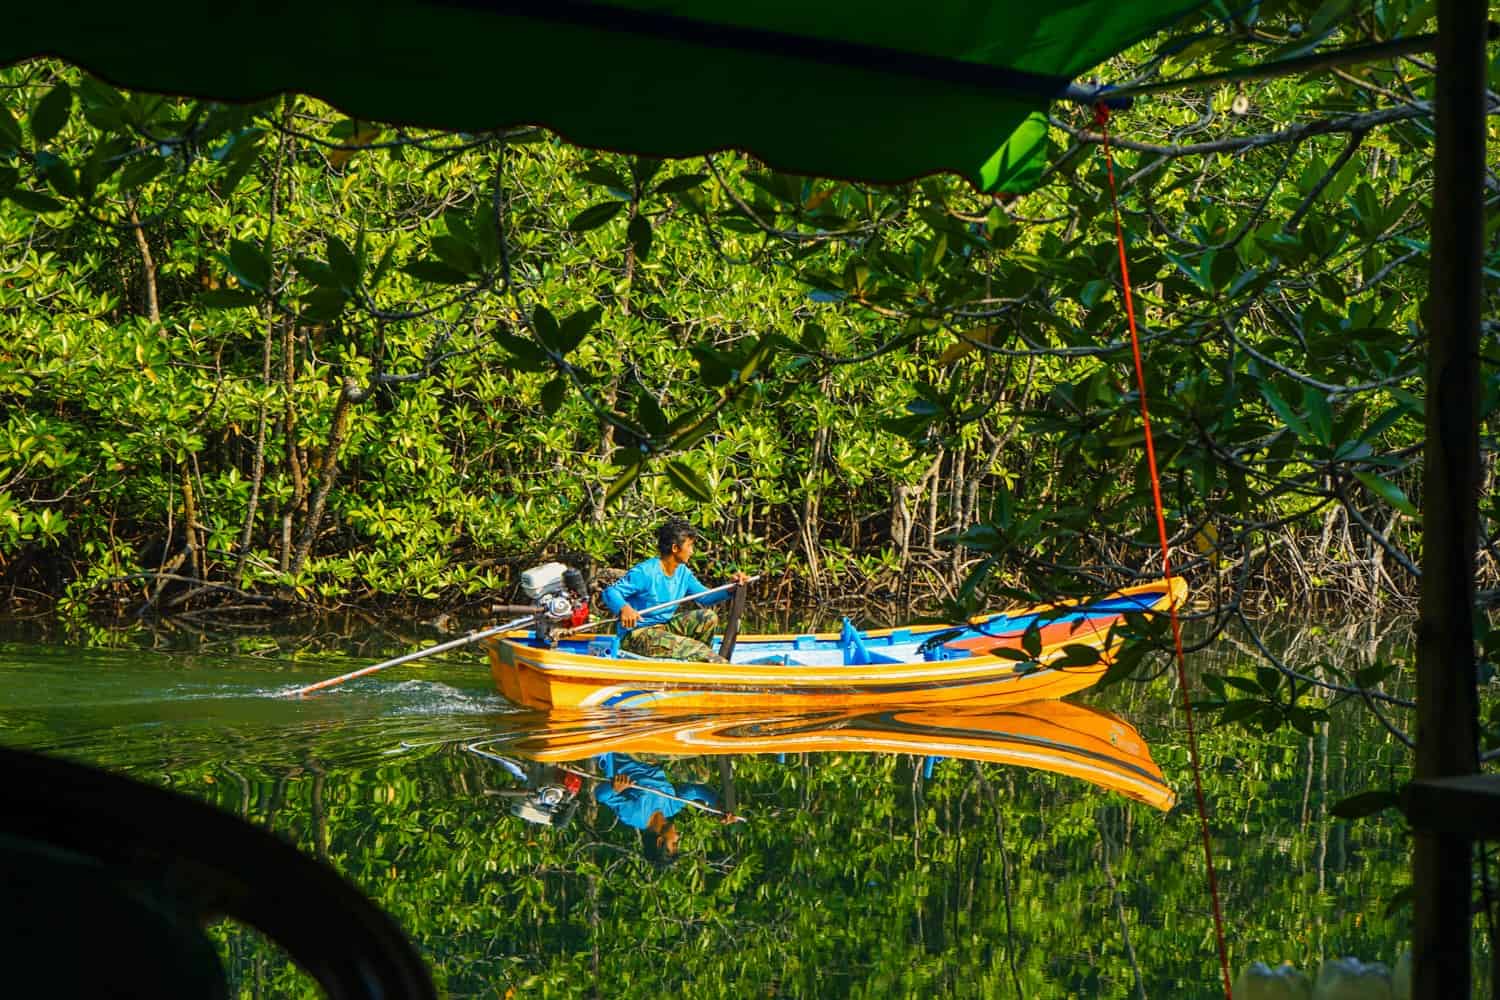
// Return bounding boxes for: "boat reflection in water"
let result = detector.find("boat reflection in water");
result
[472,699,1175,813]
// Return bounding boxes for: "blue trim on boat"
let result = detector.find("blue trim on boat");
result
[601,689,653,708]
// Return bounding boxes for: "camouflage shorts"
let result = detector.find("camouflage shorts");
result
[622,607,725,663]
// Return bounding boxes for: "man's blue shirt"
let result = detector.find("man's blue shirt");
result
[592,755,717,829]
[601,557,728,629]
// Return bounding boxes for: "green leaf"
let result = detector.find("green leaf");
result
[1256,664,1282,694]
[299,287,348,322]
[1219,699,1266,726]
[6,189,66,214]
[1225,267,1267,300]
[30,84,73,146]
[0,103,25,151]
[630,156,664,190]
[557,306,601,355]
[33,152,77,197]
[532,306,562,354]
[1304,390,1333,447]
[78,137,129,199]
[474,206,501,272]
[1055,643,1101,668]
[1020,623,1042,658]
[402,259,471,285]
[568,201,625,232]
[664,459,713,504]
[540,378,567,416]
[118,154,167,192]
[1353,471,1418,516]
[1315,272,1346,307]
[226,238,271,291]
[431,234,480,276]
[75,77,125,126]
[1330,789,1399,820]
[441,207,473,246]
[602,464,641,508]
[664,407,719,453]
[1304,0,1359,42]
[1287,706,1320,737]
[1165,251,1212,294]
[199,289,261,309]
[293,256,336,287]
[949,524,1002,552]
[653,173,709,195]
[689,345,732,387]
[1358,402,1416,444]
[489,327,550,372]
[1354,662,1397,688]
[636,391,668,438]
[370,244,398,288]
[733,334,775,386]
[1207,249,1239,292]
[353,225,370,287]
[1097,645,1146,689]
[580,163,630,193]
[327,235,359,290]
[217,132,263,197]
[1260,381,1308,439]
[628,214,653,261]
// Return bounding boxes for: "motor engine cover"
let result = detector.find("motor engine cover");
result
[520,562,568,599]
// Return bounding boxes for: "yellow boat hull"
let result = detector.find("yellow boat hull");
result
[486,578,1185,712]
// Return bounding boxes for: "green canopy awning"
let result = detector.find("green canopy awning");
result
[6,1,1206,191]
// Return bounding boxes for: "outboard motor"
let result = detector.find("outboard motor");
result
[508,766,583,829]
[518,562,590,646]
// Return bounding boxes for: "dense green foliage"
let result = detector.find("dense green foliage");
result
[3,0,1494,633]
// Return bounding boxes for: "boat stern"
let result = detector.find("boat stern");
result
[487,639,556,710]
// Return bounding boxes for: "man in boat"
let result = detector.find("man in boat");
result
[602,518,748,663]
[592,753,730,864]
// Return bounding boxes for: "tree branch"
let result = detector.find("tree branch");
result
[1051,102,1435,157]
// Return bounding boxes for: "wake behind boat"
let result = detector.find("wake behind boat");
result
[486,578,1185,712]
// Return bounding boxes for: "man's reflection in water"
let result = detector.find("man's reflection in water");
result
[593,753,726,865]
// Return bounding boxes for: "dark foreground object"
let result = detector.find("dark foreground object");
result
[0,746,435,999]
[1403,774,1500,841]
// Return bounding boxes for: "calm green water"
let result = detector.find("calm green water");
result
[0,620,1425,997]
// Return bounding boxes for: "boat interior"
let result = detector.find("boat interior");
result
[521,590,1167,667]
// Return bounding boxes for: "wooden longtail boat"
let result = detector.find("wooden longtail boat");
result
[478,701,1176,811]
[485,578,1185,712]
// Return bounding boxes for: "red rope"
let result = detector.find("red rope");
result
[1095,103,1233,999]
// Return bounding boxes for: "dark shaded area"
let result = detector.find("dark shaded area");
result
[0,746,435,999]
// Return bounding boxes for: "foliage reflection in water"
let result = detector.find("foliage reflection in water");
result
[0,622,1417,997]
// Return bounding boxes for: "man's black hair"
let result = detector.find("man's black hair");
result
[657,518,698,557]
[639,826,679,868]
